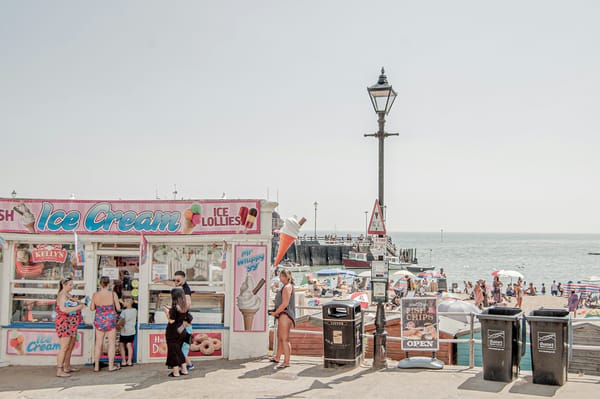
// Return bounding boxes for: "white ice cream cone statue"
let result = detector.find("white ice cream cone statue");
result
[274,216,306,267]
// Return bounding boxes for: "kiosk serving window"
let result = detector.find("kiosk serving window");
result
[148,244,225,324]
[11,243,86,323]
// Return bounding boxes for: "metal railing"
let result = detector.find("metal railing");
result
[275,306,600,368]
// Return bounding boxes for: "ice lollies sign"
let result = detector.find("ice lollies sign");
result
[0,199,260,235]
[234,244,267,332]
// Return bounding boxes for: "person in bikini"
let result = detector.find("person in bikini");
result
[269,269,295,368]
[55,277,87,377]
[90,276,121,372]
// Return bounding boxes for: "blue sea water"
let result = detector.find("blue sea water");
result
[388,232,600,288]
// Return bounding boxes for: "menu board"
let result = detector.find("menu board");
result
[401,297,439,351]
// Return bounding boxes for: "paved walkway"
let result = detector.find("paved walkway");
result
[0,357,599,399]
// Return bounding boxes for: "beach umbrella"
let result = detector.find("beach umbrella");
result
[351,291,370,309]
[393,270,416,278]
[492,270,524,280]
[438,299,481,323]
[418,272,442,279]
[358,271,371,278]
[583,276,600,283]
[316,268,357,277]
[441,292,463,300]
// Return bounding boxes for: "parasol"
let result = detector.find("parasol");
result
[393,270,416,278]
[491,270,524,280]
[438,299,481,323]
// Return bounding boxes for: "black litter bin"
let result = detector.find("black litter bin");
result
[527,309,570,386]
[477,307,525,382]
[322,300,363,368]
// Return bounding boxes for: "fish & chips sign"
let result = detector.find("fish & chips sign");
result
[401,297,439,351]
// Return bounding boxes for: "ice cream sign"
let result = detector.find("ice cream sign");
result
[6,330,83,356]
[0,199,260,235]
[234,244,267,332]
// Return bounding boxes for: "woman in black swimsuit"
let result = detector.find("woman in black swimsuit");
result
[269,269,295,368]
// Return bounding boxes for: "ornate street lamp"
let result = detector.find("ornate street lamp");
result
[365,67,398,209]
[365,67,398,369]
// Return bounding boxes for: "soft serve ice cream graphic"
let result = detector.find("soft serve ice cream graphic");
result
[13,202,36,233]
[236,274,266,330]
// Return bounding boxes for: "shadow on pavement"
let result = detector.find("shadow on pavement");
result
[249,363,376,399]
[457,371,508,393]
[0,358,248,394]
[508,376,561,397]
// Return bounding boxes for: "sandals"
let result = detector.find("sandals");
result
[108,366,121,372]
[56,367,71,378]
[64,367,79,372]
[168,372,180,377]
[268,357,280,363]
[276,363,290,369]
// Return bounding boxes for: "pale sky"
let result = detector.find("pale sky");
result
[2,1,599,233]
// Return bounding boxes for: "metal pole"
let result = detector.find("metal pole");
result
[372,302,387,369]
[377,111,385,208]
[313,201,318,239]
[364,211,368,237]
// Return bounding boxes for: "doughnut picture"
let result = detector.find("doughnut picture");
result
[211,337,222,351]
[189,332,222,357]
[199,340,214,355]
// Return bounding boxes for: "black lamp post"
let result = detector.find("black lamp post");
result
[365,67,398,209]
[365,67,398,369]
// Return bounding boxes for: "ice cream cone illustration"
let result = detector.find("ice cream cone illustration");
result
[237,274,263,331]
[274,216,306,267]
[181,203,201,234]
[13,202,36,233]
[240,309,259,330]
[9,334,25,355]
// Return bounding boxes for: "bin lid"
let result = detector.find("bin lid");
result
[477,306,523,321]
[527,308,570,322]
[322,299,361,310]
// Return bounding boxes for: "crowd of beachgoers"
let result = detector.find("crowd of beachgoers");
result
[295,269,600,319]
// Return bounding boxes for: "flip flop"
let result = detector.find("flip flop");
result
[108,366,121,372]
[276,363,290,369]
[268,357,279,363]
[168,372,180,377]
[120,364,129,367]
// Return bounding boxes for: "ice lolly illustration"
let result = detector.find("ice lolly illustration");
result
[238,206,249,225]
[182,203,201,234]
[236,274,262,331]
[245,208,258,228]
[273,216,306,267]
[13,202,36,233]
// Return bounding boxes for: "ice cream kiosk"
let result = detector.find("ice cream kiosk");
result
[0,198,276,366]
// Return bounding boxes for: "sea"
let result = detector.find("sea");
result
[313,232,600,289]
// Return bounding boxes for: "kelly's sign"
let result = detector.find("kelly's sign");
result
[0,199,261,235]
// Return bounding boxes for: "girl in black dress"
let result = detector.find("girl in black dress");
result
[163,287,190,377]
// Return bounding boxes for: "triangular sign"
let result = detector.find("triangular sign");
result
[368,199,386,235]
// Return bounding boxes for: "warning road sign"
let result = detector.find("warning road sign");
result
[367,199,386,235]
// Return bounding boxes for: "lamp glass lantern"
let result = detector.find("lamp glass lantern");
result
[367,68,397,114]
